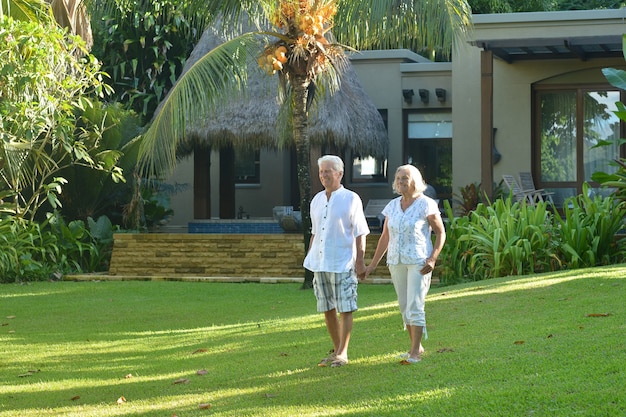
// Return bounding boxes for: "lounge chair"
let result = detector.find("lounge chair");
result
[364,199,392,229]
[502,174,544,205]
[518,172,555,204]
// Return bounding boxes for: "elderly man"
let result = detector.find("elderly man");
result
[304,155,369,368]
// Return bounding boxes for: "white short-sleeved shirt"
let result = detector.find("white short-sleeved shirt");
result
[303,186,370,273]
[382,195,439,265]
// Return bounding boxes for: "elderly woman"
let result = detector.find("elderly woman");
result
[365,164,446,364]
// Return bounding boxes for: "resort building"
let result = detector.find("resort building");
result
[163,9,626,230]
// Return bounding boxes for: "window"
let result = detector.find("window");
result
[352,155,388,182]
[405,111,452,205]
[235,148,260,184]
[351,110,388,183]
[534,86,622,206]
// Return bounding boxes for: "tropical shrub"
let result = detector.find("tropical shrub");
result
[46,211,118,273]
[452,180,506,216]
[0,217,57,282]
[439,187,626,285]
[554,184,626,268]
[591,147,626,205]
[440,197,560,283]
[594,45,626,204]
[88,0,208,122]
[0,212,117,283]
[56,101,144,224]
[0,15,123,221]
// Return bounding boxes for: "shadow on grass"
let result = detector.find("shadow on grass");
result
[1,265,625,416]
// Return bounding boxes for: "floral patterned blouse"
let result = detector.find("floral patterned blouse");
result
[382,195,439,265]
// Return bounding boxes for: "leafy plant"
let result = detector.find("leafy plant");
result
[452,180,506,216]
[0,217,56,282]
[46,211,118,272]
[439,183,626,285]
[591,144,626,204]
[594,38,626,204]
[0,210,117,283]
[554,183,626,268]
[452,182,482,216]
[440,197,559,283]
[88,0,208,122]
[56,101,144,225]
[0,15,123,221]
[140,182,175,230]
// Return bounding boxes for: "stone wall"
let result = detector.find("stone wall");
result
[109,233,392,280]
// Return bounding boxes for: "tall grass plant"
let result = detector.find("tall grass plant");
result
[440,190,626,284]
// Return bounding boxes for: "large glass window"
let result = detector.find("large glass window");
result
[406,111,452,205]
[583,91,621,181]
[535,87,622,205]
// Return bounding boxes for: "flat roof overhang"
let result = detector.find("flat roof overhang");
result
[473,35,623,63]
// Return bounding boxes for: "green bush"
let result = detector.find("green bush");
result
[0,213,116,283]
[440,197,560,283]
[555,184,626,268]
[89,0,208,122]
[439,187,626,285]
[46,211,117,273]
[0,15,123,221]
[0,217,57,282]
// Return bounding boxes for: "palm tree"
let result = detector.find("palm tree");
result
[136,0,472,286]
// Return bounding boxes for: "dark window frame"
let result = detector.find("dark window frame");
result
[403,108,453,205]
[234,148,261,184]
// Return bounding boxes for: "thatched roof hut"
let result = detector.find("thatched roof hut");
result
[176,21,388,158]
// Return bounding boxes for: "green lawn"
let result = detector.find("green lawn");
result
[1,266,625,417]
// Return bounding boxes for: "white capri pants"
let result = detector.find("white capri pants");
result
[388,263,431,336]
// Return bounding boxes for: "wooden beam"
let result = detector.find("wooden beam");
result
[193,147,211,219]
[480,50,494,198]
[219,146,236,219]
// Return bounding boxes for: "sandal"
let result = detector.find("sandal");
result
[399,357,421,365]
[318,353,336,367]
[330,357,348,368]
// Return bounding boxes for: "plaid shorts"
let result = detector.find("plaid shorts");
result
[312,271,358,313]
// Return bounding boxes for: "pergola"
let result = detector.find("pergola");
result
[473,33,623,197]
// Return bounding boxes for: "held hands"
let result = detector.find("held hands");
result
[356,261,367,280]
[361,264,376,280]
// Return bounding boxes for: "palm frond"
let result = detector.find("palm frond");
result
[138,32,267,179]
[334,0,472,57]
[0,0,54,22]
[0,142,31,189]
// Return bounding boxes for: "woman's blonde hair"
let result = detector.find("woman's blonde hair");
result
[392,164,427,195]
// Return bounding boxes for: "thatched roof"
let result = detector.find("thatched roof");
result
[176,22,388,158]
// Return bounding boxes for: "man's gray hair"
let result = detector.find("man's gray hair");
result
[318,155,344,173]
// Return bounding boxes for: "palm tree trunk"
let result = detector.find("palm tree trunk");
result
[292,74,314,289]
